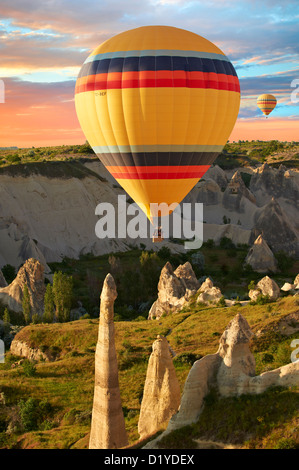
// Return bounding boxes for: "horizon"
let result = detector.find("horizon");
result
[0,0,298,146]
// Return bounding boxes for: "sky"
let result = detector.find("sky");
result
[0,0,298,147]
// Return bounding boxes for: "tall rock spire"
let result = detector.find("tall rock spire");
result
[138,335,181,439]
[89,274,128,449]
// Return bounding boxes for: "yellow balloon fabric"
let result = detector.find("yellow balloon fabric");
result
[257,94,277,117]
[75,25,240,219]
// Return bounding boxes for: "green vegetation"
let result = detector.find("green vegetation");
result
[0,140,298,173]
[0,296,298,449]
[52,272,73,323]
[1,264,16,284]
[158,386,299,449]
[44,240,297,322]
[215,140,299,169]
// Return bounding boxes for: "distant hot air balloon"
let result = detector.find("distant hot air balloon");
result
[75,25,240,231]
[257,94,277,118]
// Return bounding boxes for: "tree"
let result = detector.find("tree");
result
[52,272,73,322]
[1,264,16,284]
[22,284,31,324]
[43,284,55,323]
[3,308,10,324]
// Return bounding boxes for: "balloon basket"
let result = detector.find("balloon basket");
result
[152,226,164,243]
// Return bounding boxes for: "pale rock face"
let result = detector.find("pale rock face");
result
[10,339,49,362]
[167,353,221,431]
[185,179,222,206]
[204,165,228,190]
[216,314,256,396]
[222,171,256,213]
[249,275,280,301]
[148,262,199,320]
[157,313,299,442]
[174,262,200,292]
[0,167,185,268]
[196,277,222,305]
[0,258,46,315]
[251,198,299,257]
[138,336,181,439]
[293,274,299,289]
[248,362,299,394]
[89,274,128,449]
[245,234,277,273]
[250,163,299,206]
[281,282,294,292]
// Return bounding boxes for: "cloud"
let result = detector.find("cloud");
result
[0,0,298,145]
[0,77,84,147]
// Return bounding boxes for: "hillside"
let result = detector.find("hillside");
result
[1,140,298,170]
[0,295,298,449]
[0,140,298,271]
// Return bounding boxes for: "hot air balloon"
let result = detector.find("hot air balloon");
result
[257,94,277,118]
[75,26,240,238]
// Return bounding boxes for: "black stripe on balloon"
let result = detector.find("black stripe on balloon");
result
[96,152,220,167]
[78,56,237,78]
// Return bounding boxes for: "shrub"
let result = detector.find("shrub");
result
[173,352,202,365]
[22,360,36,377]
[19,398,52,431]
[262,353,274,363]
[274,438,297,449]
[217,296,226,307]
[157,246,171,260]
[248,280,256,291]
[219,237,235,249]
[204,239,215,248]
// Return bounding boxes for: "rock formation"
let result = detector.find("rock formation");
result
[204,165,228,190]
[216,314,256,396]
[249,163,299,206]
[174,262,200,292]
[0,163,185,268]
[222,171,256,212]
[196,277,222,305]
[185,179,222,206]
[249,275,280,301]
[138,335,181,439]
[10,339,50,362]
[160,313,299,438]
[294,274,299,289]
[0,269,7,287]
[89,274,128,449]
[148,262,199,320]
[281,282,294,292]
[0,258,46,315]
[251,198,299,257]
[244,234,277,273]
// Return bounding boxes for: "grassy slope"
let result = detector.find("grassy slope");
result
[0,296,298,449]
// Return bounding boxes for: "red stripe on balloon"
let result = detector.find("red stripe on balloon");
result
[75,70,240,94]
[107,165,210,179]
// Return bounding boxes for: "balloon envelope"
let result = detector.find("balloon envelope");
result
[75,26,240,220]
[257,94,277,117]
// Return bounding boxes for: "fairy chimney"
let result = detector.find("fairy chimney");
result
[89,274,128,449]
[138,335,181,439]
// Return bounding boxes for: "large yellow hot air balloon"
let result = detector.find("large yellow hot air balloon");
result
[75,26,240,223]
[257,94,277,118]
